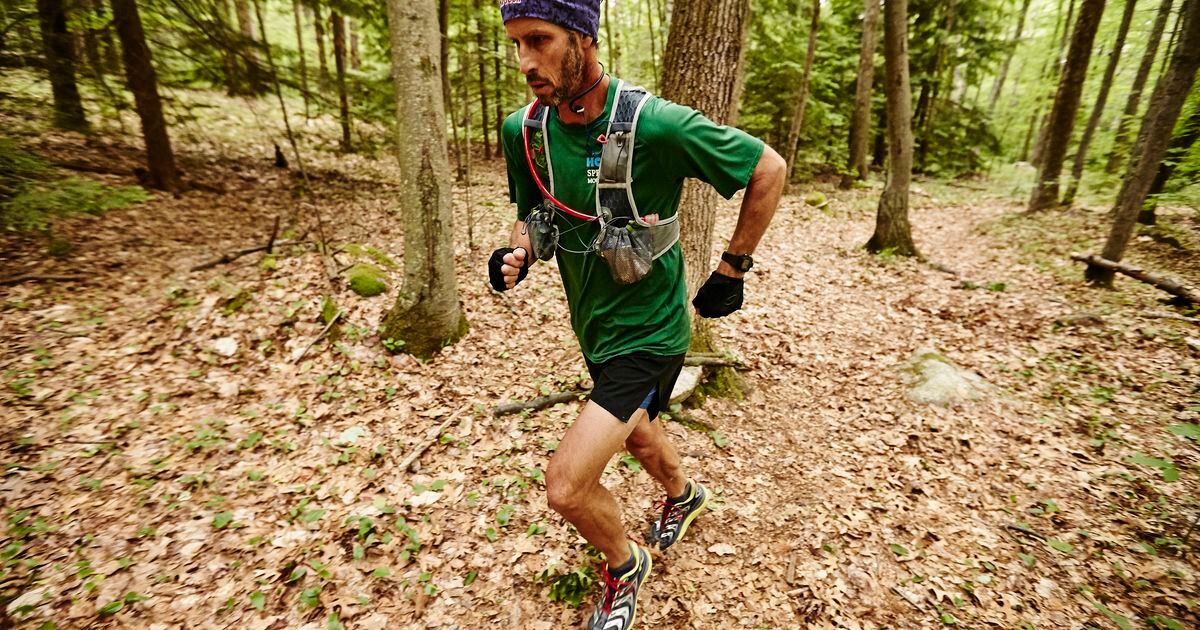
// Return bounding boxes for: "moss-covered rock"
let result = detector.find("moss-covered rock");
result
[347,264,387,297]
[804,191,828,207]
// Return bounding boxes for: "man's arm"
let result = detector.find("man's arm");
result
[715,144,786,279]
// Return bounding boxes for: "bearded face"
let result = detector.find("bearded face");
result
[506,19,592,107]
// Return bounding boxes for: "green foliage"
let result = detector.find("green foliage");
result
[2,176,150,231]
[537,564,598,609]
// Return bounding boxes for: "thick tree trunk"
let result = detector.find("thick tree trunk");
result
[1086,0,1200,286]
[331,11,351,152]
[1028,0,1106,212]
[1032,0,1077,168]
[233,0,261,93]
[1106,0,1174,174]
[473,0,490,159]
[866,0,918,257]
[1062,0,1136,205]
[36,0,88,131]
[292,0,308,119]
[660,0,752,354]
[311,4,329,86]
[782,0,821,186]
[380,0,466,358]
[110,0,178,191]
[989,0,1032,110]
[1138,99,1200,223]
[842,0,881,189]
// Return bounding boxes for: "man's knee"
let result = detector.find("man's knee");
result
[545,463,587,516]
[624,418,660,455]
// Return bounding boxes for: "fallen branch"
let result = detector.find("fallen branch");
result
[493,390,585,417]
[0,273,85,286]
[1004,522,1047,542]
[291,311,340,363]
[189,239,298,272]
[1142,312,1200,325]
[683,354,746,369]
[1071,253,1200,305]
[398,407,471,472]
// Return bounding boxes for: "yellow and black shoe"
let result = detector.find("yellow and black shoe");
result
[648,480,709,550]
[588,542,652,630]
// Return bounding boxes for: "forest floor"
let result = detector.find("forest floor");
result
[2,82,1200,630]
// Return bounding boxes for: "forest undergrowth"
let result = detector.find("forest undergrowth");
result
[1,88,1199,629]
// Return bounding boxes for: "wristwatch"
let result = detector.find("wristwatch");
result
[721,251,754,272]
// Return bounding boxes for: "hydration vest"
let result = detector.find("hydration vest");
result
[521,80,681,260]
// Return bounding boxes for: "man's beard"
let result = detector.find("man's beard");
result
[540,43,586,107]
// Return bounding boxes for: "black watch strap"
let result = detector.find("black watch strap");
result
[721,251,754,272]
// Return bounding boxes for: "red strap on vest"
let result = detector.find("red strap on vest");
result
[522,101,598,222]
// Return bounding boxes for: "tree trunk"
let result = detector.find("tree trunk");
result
[214,0,240,94]
[331,11,351,152]
[312,3,329,86]
[1138,98,1200,223]
[782,0,820,186]
[110,0,178,191]
[989,0,1033,110]
[1028,0,1105,212]
[292,0,308,119]
[93,0,120,74]
[1087,0,1200,286]
[866,0,918,256]
[439,0,451,129]
[1106,0,1174,174]
[473,0,490,159]
[842,0,880,189]
[646,0,659,90]
[380,0,467,358]
[1062,0,1136,205]
[36,0,89,131]
[604,0,620,75]
[349,19,360,69]
[916,0,958,171]
[233,0,261,93]
[492,18,503,159]
[1032,0,1077,168]
[660,0,752,354]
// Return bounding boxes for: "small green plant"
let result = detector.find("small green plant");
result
[2,177,150,231]
[537,565,598,608]
[382,337,406,352]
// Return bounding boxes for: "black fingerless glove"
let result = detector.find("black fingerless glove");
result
[692,272,744,318]
[488,247,528,292]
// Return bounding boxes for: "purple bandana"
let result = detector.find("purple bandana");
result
[499,0,601,40]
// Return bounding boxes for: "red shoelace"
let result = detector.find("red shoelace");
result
[598,565,632,614]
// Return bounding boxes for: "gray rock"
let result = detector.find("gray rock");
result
[670,366,702,405]
[904,346,990,406]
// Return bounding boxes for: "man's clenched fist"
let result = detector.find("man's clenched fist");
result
[488,247,529,291]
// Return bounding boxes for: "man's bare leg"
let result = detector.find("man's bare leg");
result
[625,413,687,498]
[545,400,642,567]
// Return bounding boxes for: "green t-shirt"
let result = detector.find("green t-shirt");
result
[501,78,765,363]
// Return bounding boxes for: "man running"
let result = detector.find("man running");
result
[488,1,785,627]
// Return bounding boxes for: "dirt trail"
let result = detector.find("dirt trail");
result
[2,144,1197,629]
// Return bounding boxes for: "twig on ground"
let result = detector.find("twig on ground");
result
[398,406,472,472]
[683,354,746,369]
[190,239,298,272]
[493,390,585,417]
[0,274,85,286]
[1004,522,1047,542]
[1071,253,1200,304]
[891,586,926,612]
[1142,312,1200,324]
[291,311,341,363]
[266,215,280,254]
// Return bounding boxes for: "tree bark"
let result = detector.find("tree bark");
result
[1073,254,1200,302]
[646,0,659,90]
[214,0,239,94]
[36,0,88,132]
[604,0,619,75]
[989,0,1033,111]
[842,0,880,189]
[1028,0,1106,212]
[1086,0,1200,286]
[348,19,360,69]
[311,3,329,86]
[1032,0,1076,168]
[233,0,261,93]
[782,0,821,186]
[866,0,918,256]
[381,0,467,358]
[1138,98,1200,223]
[1106,0,1174,174]
[473,0,490,159]
[331,11,351,152]
[492,18,503,158]
[292,0,308,119]
[1062,0,1136,205]
[110,0,178,191]
[660,0,752,353]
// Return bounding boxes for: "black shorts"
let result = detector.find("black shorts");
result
[585,352,687,423]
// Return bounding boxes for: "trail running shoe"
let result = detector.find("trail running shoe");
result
[648,480,710,550]
[588,542,652,630]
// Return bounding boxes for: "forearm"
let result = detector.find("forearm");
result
[717,145,786,277]
[509,220,532,256]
